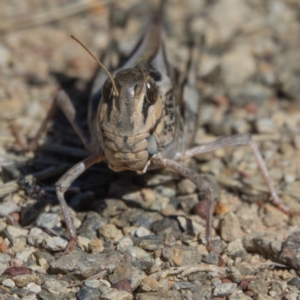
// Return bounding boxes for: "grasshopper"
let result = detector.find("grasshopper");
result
[26,1,292,254]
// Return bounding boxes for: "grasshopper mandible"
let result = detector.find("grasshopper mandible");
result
[27,1,292,254]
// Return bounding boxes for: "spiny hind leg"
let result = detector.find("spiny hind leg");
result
[179,133,293,215]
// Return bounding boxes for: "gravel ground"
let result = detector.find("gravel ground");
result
[0,0,300,299]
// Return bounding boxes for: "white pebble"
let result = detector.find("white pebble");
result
[26,282,41,293]
[2,278,15,288]
[45,236,68,251]
[132,226,152,237]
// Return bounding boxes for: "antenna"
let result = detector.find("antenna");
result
[71,35,119,97]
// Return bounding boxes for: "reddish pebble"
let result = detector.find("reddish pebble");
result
[246,103,258,114]
[3,266,31,277]
[215,203,230,215]
[111,279,132,293]
[0,243,8,253]
[239,278,252,291]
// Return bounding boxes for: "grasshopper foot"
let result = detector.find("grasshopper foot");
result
[63,237,77,255]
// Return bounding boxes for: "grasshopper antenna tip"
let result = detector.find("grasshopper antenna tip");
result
[70,35,119,97]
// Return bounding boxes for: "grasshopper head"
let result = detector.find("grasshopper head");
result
[97,66,164,172]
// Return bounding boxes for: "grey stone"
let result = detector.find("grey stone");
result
[255,118,278,134]
[84,279,100,288]
[226,239,246,258]
[235,262,256,276]
[77,212,106,240]
[27,227,50,247]
[269,281,282,298]
[262,204,288,227]
[0,262,8,275]
[283,292,299,300]
[213,281,237,297]
[173,281,195,290]
[77,286,101,300]
[98,223,123,242]
[247,279,268,295]
[0,200,20,217]
[162,245,202,267]
[44,236,68,251]
[228,82,272,106]
[2,278,15,288]
[242,232,281,259]
[202,251,219,265]
[276,50,300,102]
[0,253,11,264]
[13,274,39,288]
[38,291,56,300]
[227,266,242,283]
[135,235,163,251]
[279,232,300,269]
[109,264,146,290]
[139,277,160,292]
[5,225,28,241]
[134,211,163,229]
[34,251,55,265]
[231,119,250,134]
[125,246,149,260]
[36,213,61,229]
[132,226,152,237]
[151,218,181,239]
[117,237,134,253]
[42,279,68,297]
[98,199,127,217]
[177,193,199,214]
[221,46,256,86]
[177,179,197,195]
[288,277,300,289]
[51,249,122,278]
[220,212,242,242]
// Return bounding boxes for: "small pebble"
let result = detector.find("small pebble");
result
[117,237,134,253]
[77,236,90,251]
[27,227,50,247]
[132,226,152,237]
[98,224,123,242]
[84,279,100,289]
[44,236,68,251]
[6,225,28,241]
[26,282,42,293]
[42,279,68,297]
[36,213,61,229]
[255,118,277,133]
[125,246,149,260]
[2,278,15,288]
[89,238,104,254]
[220,212,242,242]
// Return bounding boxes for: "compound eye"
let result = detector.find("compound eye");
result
[145,80,158,105]
[102,79,113,102]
